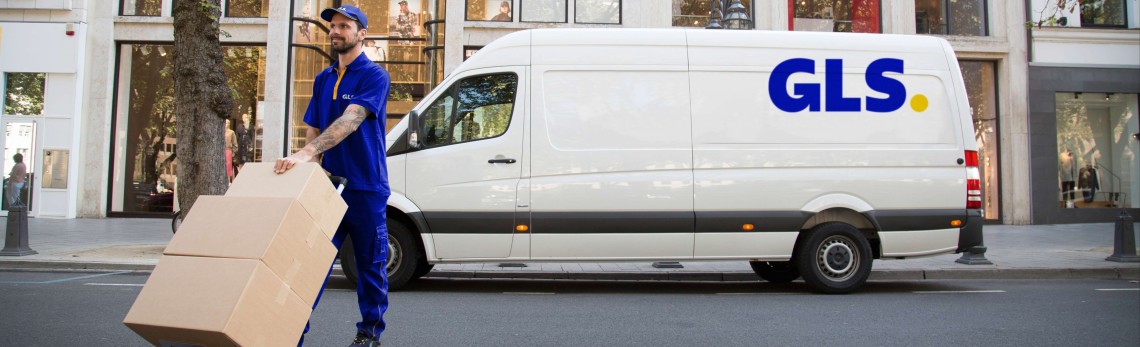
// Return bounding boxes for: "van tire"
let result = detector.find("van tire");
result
[796,222,873,294]
[748,261,800,283]
[338,219,421,291]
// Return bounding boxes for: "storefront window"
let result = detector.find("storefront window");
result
[469,0,515,21]
[576,0,621,24]
[674,0,750,27]
[291,0,442,151]
[121,0,162,16]
[959,61,1000,220]
[3,73,45,116]
[1080,0,1127,27]
[226,0,270,17]
[790,0,880,33]
[522,0,567,23]
[915,0,987,36]
[111,44,267,214]
[1056,92,1139,209]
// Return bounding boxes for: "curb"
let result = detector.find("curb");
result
[2,261,1137,281]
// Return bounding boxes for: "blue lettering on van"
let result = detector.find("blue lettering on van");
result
[769,58,912,113]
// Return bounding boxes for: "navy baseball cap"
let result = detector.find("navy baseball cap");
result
[321,5,368,29]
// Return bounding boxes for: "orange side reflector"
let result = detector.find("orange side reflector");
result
[950,220,963,227]
[516,225,529,232]
[742,224,755,231]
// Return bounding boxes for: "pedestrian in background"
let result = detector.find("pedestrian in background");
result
[274,5,392,347]
[7,153,27,206]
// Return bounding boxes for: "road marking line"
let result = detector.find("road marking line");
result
[0,271,132,285]
[1095,288,1140,291]
[711,292,802,294]
[84,283,144,287]
[503,292,555,295]
[913,290,1006,294]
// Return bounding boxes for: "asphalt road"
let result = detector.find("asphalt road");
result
[0,270,1137,346]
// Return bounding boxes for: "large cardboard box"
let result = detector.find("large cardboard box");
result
[226,162,348,237]
[165,195,338,304]
[123,256,310,347]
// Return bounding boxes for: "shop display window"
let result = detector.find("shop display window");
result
[789,0,880,33]
[3,73,45,116]
[1056,92,1139,209]
[120,0,162,16]
[110,44,266,214]
[915,0,988,36]
[468,0,516,21]
[226,0,270,18]
[576,0,621,24]
[522,0,568,23]
[673,0,751,27]
[960,61,1001,220]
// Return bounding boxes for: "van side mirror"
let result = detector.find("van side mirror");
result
[407,110,421,149]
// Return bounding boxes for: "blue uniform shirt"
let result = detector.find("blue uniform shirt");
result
[304,53,391,195]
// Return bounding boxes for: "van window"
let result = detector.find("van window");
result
[419,73,518,147]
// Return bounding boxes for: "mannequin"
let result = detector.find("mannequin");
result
[1059,148,1075,206]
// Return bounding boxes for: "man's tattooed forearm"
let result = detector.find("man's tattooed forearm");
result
[308,105,368,154]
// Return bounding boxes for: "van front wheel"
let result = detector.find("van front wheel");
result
[338,219,421,291]
[796,223,872,294]
[748,261,800,283]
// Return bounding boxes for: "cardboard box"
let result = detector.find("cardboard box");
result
[165,195,338,304]
[226,162,348,238]
[123,256,310,347]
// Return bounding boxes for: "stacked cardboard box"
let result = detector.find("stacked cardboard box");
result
[124,163,348,347]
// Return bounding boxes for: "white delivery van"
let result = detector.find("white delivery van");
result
[368,28,984,294]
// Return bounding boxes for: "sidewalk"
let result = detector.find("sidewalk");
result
[1,217,1137,281]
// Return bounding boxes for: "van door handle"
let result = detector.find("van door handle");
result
[488,158,517,164]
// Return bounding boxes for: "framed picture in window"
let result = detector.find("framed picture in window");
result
[467,0,514,22]
[364,38,390,62]
[390,0,422,41]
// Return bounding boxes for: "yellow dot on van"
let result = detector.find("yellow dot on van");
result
[911,94,929,112]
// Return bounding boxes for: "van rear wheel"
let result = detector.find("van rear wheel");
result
[748,261,800,283]
[796,223,873,294]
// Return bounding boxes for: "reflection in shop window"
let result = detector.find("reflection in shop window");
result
[111,44,267,214]
[3,73,45,116]
[468,0,515,21]
[790,0,880,33]
[576,0,621,24]
[120,0,162,16]
[959,61,1000,220]
[522,0,567,23]
[673,0,751,27]
[1081,0,1127,27]
[1056,92,1139,209]
[915,0,987,36]
[226,0,269,18]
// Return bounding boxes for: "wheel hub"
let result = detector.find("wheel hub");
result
[386,237,402,276]
[817,236,857,281]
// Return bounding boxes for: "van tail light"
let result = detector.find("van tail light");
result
[965,150,982,210]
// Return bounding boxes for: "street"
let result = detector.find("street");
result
[0,270,1137,346]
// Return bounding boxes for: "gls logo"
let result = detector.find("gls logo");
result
[769,58,928,113]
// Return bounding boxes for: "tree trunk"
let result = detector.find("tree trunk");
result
[173,0,233,215]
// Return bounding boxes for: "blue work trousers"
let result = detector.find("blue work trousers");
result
[300,189,390,345]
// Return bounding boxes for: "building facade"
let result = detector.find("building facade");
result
[1,0,1133,224]
[1026,0,1140,224]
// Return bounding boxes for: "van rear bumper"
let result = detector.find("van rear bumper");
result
[956,209,984,253]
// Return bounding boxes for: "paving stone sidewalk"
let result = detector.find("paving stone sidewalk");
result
[1,217,1137,281]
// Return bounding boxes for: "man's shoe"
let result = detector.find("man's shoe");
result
[349,331,380,347]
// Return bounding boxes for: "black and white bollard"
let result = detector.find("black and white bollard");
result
[1105,211,1139,263]
[1,204,37,256]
